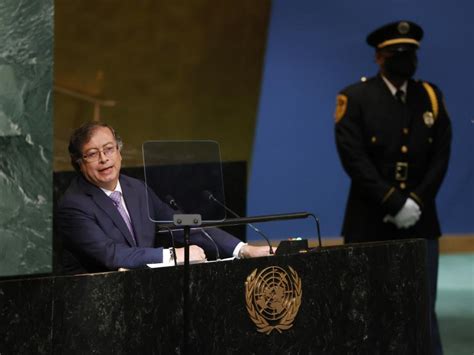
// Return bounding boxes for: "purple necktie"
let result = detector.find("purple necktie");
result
[109,191,137,246]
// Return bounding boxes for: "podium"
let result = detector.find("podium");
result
[0,239,430,354]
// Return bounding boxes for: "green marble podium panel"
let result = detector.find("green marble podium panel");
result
[0,0,53,277]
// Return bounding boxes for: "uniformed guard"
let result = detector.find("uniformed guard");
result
[334,21,451,355]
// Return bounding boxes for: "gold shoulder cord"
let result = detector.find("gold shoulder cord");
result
[422,82,439,119]
[381,187,395,205]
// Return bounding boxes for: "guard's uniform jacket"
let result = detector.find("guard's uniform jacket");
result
[335,74,452,243]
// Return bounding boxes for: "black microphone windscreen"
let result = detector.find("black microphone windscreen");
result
[201,190,213,200]
[165,195,179,210]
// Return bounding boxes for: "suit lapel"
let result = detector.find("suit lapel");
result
[376,75,410,128]
[78,176,136,247]
[376,74,396,102]
[406,80,420,128]
[120,176,143,246]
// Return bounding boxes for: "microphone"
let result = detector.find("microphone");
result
[159,211,322,248]
[165,195,181,211]
[203,190,274,254]
[164,194,220,260]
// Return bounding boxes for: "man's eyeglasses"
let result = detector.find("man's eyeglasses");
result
[81,145,118,163]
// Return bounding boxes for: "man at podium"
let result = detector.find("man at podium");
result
[56,121,270,273]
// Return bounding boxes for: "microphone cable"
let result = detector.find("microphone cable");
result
[160,225,177,266]
[199,228,221,261]
[165,195,220,261]
[204,191,274,255]
[307,213,322,248]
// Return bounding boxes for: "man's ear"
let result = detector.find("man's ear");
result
[78,160,85,174]
[117,147,123,162]
[375,51,384,66]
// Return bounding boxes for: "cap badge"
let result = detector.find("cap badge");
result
[423,111,435,127]
[397,21,410,35]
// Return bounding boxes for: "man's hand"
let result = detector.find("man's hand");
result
[175,245,206,263]
[239,245,273,259]
[383,197,421,229]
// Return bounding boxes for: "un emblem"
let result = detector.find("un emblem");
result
[245,266,302,334]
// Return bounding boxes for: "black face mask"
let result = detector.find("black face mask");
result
[383,51,418,79]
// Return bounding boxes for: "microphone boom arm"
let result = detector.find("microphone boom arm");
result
[159,211,322,249]
[207,193,274,254]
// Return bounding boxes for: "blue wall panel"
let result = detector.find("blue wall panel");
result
[248,1,474,240]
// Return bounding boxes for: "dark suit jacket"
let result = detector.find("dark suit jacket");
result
[57,174,241,273]
[335,74,451,243]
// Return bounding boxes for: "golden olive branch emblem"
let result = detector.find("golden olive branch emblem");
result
[245,266,302,335]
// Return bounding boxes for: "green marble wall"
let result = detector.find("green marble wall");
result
[0,1,53,277]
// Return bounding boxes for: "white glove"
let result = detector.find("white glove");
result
[383,198,421,229]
